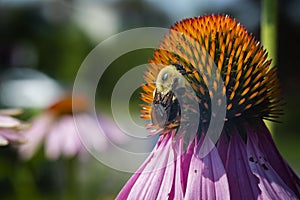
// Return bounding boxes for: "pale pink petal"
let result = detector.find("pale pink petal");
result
[169,137,188,199]
[185,137,230,200]
[219,126,261,200]
[98,115,127,145]
[115,153,153,200]
[0,115,21,128]
[0,129,26,144]
[0,135,8,145]
[60,116,83,157]
[117,134,177,199]
[180,138,194,195]
[19,113,54,159]
[250,120,300,196]
[155,139,178,199]
[45,116,83,159]
[247,128,298,199]
[127,135,172,199]
[216,130,229,164]
[75,114,108,153]
[44,118,64,160]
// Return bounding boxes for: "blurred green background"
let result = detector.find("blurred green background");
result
[0,0,299,199]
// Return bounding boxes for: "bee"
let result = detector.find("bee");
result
[151,64,190,129]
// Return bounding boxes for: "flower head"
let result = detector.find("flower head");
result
[0,109,27,146]
[117,15,300,199]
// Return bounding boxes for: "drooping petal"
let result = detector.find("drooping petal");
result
[121,135,192,200]
[185,138,230,200]
[75,114,109,153]
[248,120,300,197]
[155,141,177,199]
[216,130,229,165]
[115,153,153,200]
[0,115,21,128]
[0,129,26,145]
[218,120,300,199]
[44,118,64,160]
[127,134,174,199]
[45,115,83,159]
[19,113,54,159]
[0,134,8,145]
[219,126,261,200]
[116,132,187,200]
[98,115,128,145]
[246,124,299,199]
[170,137,191,199]
[59,116,83,157]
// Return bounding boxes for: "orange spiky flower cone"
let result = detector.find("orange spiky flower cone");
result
[141,15,283,130]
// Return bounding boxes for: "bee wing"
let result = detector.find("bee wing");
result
[151,104,168,127]
[151,91,175,128]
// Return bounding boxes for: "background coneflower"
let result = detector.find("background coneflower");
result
[117,15,300,199]
[18,95,124,160]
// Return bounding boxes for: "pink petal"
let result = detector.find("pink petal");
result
[98,115,127,145]
[115,154,152,199]
[169,137,187,199]
[216,129,229,164]
[19,113,54,159]
[185,137,230,199]
[59,116,82,157]
[220,126,261,200]
[45,116,83,160]
[0,129,26,144]
[117,133,181,199]
[75,114,108,153]
[249,120,300,196]
[127,134,172,199]
[0,135,8,145]
[152,142,176,199]
[45,118,64,160]
[0,115,20,128]
[247,128,298,199]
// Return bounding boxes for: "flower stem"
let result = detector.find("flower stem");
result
[261,0,278,134]
[261,0,278,64]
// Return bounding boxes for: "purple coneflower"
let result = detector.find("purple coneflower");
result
[18,95,121,160]
[116,15,300,199]
[0,109,27,146]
